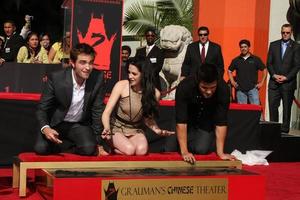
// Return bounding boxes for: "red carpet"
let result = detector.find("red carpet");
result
[0,169,42,200]
[0,162,299,200]
[244,162,300,200]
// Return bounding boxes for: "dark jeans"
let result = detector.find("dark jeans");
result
[187,126,215,154]
[268,88,294,133]
[34,122,97,155]
[145,127,178,153]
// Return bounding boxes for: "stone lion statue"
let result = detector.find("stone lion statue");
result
[159,25,192,100]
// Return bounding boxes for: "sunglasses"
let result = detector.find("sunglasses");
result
[281,32,291,34]
[199,33,208,36]
[146,34,155,37]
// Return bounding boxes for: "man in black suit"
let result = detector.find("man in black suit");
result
[0,20,24,65]
[120,45,131,80]
[135,28,164,90]
[267,23,300,133]
[181,26,224,79]
[34,43,109,156]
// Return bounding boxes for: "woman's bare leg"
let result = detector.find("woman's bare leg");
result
[112,132,135,155]
[129,134,148,155]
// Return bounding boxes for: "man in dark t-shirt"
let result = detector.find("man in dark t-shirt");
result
[175,63,235,164]
[228,39,266,104]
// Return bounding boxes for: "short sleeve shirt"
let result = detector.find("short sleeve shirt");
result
[228,55,265,91]
[175,77,230,131]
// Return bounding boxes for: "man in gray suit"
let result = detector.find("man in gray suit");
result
[267,24,300,133]
[34,43,109,155]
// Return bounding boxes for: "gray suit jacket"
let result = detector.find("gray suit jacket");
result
[36,67,106,137]
[267,39,300,90]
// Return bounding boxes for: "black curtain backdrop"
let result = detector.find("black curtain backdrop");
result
[0,0,64,43]
[0,63,61,93]
[0,99,38,166]
[225,109,261,153]
[0,99,274,166]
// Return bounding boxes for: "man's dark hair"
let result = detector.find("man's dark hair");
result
[122,45,131,56]
[281,23,293,31]
[197,26,209,35]
[195,63,218,83]
[70,43,96,62]
[144,27,157,36]
[239,39,251,47]
[3,20,16,27]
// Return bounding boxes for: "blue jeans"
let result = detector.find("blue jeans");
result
[236,87,260,105]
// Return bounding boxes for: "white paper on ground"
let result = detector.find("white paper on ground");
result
[231,150,273,166]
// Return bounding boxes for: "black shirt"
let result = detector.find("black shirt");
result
[0,33,24,62]
[121,60,129,80]
[175,77,230,131]
[228,54,265,91]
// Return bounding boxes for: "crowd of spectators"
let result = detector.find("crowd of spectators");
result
[0,15,70,66]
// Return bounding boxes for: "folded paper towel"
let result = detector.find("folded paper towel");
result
[231,150,272,166]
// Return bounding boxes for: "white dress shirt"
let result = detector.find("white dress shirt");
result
[146,44,155,55]
[198,41,210,58]
[41,69,86,133]
[64,69,86,122]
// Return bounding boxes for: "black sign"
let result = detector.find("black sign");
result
[71,0,123,92]
[0,63,61,93]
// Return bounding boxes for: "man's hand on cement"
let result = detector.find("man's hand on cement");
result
[181,152,196,164]
[218,153,236,161]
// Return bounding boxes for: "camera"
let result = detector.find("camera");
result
[25,15,34,21]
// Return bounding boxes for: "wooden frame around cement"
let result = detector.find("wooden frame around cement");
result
[12,157,242,197]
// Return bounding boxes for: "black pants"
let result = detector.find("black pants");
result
[268,88,295,133]
[34,122,97,155]
[145,127,178,153]
[187,127,215,154]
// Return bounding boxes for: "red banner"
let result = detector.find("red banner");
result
[71,0,123,92]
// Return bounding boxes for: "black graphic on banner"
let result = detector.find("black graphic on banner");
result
[104,182,119,200]
[71,0,123,92]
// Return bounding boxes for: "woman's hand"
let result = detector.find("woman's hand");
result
[101,128,112,140]
[158,129,175,136]
[32,57,42,64]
